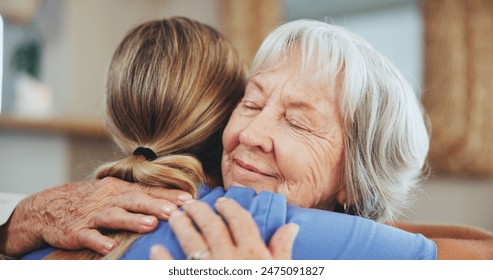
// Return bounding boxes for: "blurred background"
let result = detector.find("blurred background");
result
[0,0,492,231]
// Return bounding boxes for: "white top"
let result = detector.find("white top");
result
[0,192,26,225]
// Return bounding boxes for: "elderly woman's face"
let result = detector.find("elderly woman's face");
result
[221,56,345,210]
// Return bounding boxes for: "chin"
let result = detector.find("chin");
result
[244,182,276,194]
[224,180,273,194]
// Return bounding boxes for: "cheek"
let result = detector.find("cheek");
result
[278,136,343,207]
[221,111,245,186]
[222,115,241,153]
[311,138,344,188]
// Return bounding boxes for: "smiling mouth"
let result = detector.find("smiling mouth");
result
[235,159,272,177]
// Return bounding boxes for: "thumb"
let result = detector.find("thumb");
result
[268,223,299,259]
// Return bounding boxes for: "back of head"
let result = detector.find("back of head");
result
[98,17,245,195]
[252,19,429,222]
[45,17,245,260]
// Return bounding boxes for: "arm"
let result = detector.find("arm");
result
[0,177,192,258]
[392,222,493,259]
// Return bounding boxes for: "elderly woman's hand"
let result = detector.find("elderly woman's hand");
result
[150,198,299,260]
[0,177,192,257]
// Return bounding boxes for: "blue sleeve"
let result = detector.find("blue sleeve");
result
[121,187,437,260]
[120,186,227,260]
[285,205,437,260]
[219,187,436,259]
[20,247,55,260]
[197,184,214,198]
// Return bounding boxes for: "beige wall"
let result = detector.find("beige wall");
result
[403,178,493,232]
[1,0,222,193]
[41,0,220,117]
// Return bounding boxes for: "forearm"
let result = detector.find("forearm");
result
[392,222,493,259]
[392,222,493,240]
[2,178,193,258]
[433,238,493,259]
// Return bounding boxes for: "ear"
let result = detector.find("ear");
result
[335,187,348,206]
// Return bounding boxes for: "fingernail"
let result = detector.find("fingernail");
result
[141,216,155,226]
[170,210,183,218]
[184,199,197,205]
[104,242,115,251]
[178,194,192,202]
[216,197,227,203]
[214,197,226,209]
[290,224,300,239]
[161,205,176,215]
[150,245,161,259]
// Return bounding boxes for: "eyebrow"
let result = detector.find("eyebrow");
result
[247,76,265,93]
[282,87,319,111]
[288,100,316,111]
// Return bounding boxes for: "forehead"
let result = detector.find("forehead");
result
[248,61,337,105]
[251,47,339,95]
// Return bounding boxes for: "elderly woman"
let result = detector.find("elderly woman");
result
[2,19,492,260]
[151,19,492,259]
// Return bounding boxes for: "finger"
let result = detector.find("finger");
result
[135,184,193,206]
[168,210,211,259]
[93,207,158,233]
[214,197,264,247]
[182,201,235,252]
[114,191,178,220]
[268,223,299,260]
[150,245,174,260]
[77,228,119,255]
[96,177,192,219]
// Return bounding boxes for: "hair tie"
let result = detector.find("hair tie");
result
[133,147,158,161]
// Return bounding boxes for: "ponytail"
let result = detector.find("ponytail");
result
[95,153,205,198]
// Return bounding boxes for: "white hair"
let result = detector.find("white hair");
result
[252,19,429,222]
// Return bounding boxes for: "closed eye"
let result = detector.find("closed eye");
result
[238,100,262,117]
[287,118,311,132]
[242,100,261,110]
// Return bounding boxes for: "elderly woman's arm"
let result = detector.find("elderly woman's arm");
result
[147,187,436,260]
[0,177,192,258]
[156,192,489,260]
[392,222,493,259]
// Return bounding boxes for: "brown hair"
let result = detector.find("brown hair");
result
[45,17,245,260]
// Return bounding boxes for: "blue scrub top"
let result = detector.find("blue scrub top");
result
[22,185,437,260]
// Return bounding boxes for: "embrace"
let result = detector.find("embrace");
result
[1,17,492,260]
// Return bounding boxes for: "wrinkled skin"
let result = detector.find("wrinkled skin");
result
[0,177,191,257]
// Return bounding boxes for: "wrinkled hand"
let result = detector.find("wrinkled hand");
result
[0,177,192,257]
[150,198,299,260]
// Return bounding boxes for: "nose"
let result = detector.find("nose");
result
[238,109,274,153]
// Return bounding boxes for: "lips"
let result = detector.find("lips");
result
[235,159,272,177]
